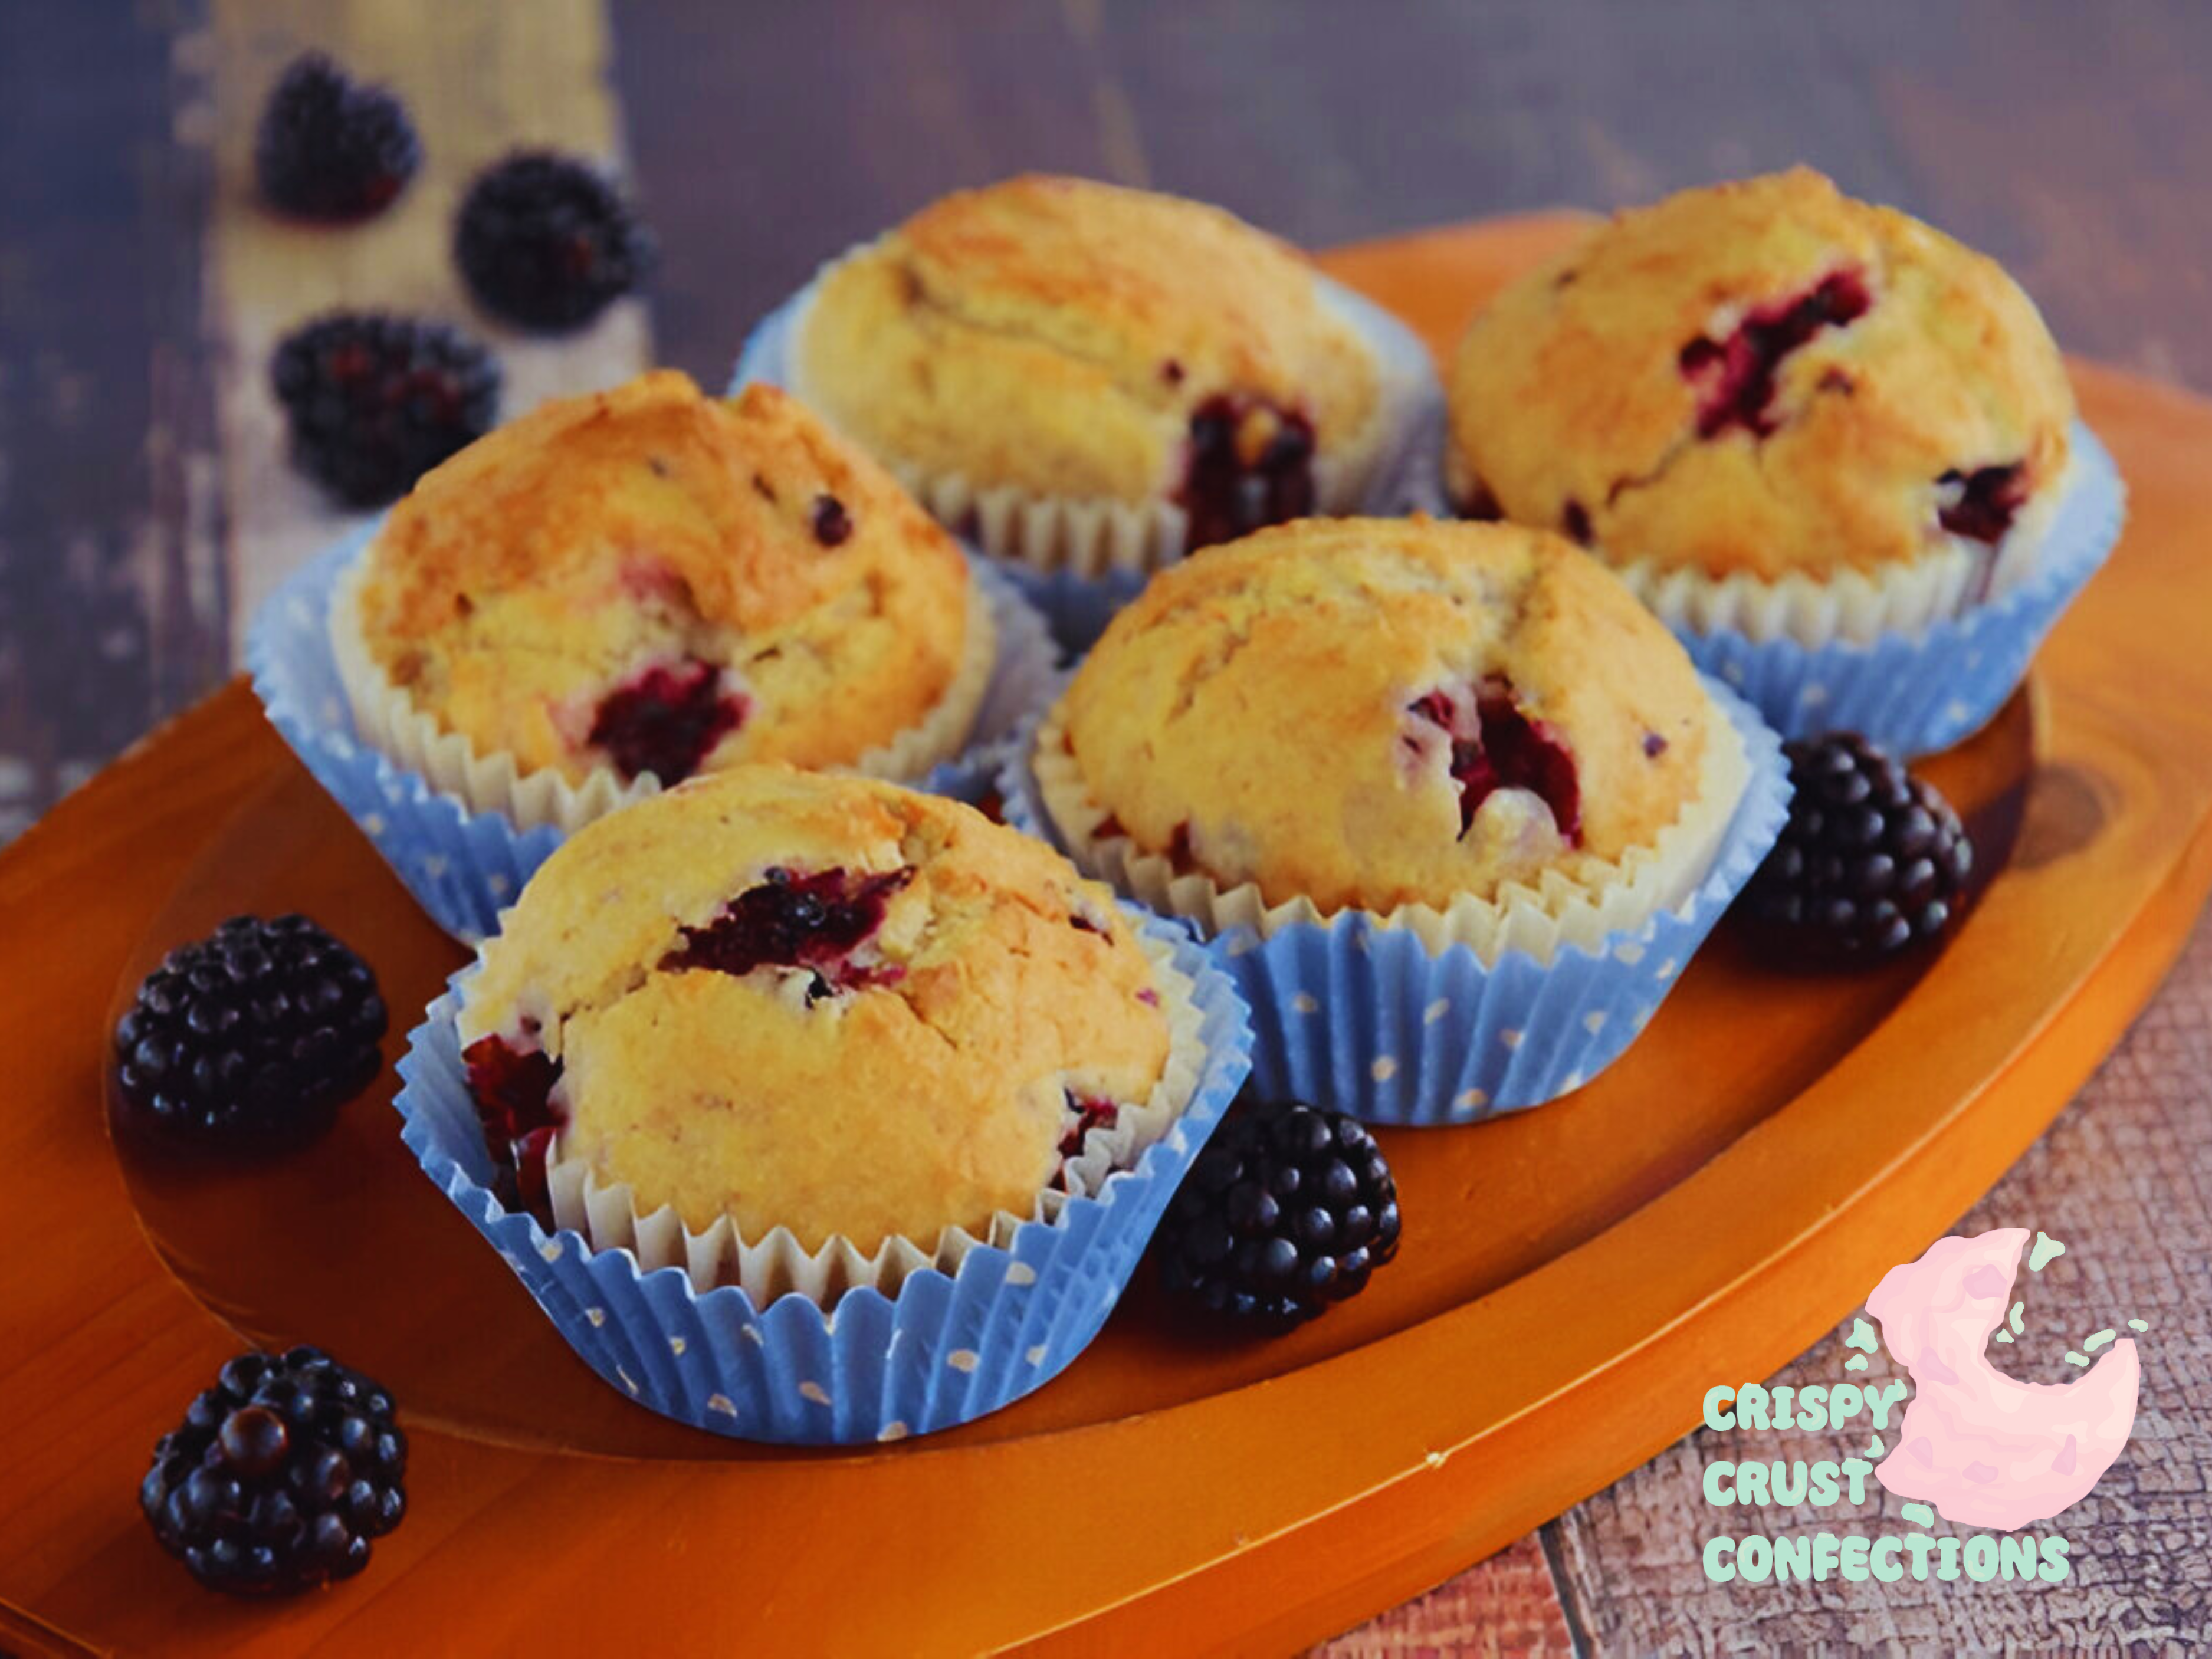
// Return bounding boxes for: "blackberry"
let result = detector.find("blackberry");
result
[1738,731,1974,967]
[270,313,500,505]
[142,1346,406,1596]
[454,152,655,333]
[114,915,388,1146]
[254,54,421,222]
[1156,1099,1401,1330]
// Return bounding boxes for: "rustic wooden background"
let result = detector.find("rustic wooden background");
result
[2,2,2208,1652]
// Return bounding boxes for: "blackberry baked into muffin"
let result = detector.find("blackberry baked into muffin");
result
[457,764,1183,1266]
[332,372,992,830]
[790,174,1390,567]
[1033,517,1751,957]
[1446,169,2078,643]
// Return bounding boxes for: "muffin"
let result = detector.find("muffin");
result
[330,372,995,832]
[789,174,1395,572]
[456,764,1187,1273]
[1036,517,1751,958]
[1446,169,2079,643]
[1009,517,1789,1124]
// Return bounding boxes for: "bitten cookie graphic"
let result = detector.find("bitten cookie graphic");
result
[1868,1227,2139,1531]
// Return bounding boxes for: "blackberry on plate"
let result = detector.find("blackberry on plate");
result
[254,53,421,222]
[142,1346,406,1597]
[270,313,500,506]
[1155,1099,1401,1331]
[454,151,655,332]
[114,914,388,1147]
[1737,731,1974,967]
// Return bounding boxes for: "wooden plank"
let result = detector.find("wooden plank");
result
[0,1,224,840]
[1312,1534,1577,1657]
[200,0,651,638]
[1547,908,2212,1653]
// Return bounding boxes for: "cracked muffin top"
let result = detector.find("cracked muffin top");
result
[1051,518,1726,916]
[792,173,1382,548]
[347,372,977,789]
[457,764,1173,1255]
[1446,169,2076,586]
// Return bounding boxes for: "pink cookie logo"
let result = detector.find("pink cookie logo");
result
[1869,1226,2139,1529]
[1698,1226,2146,1586]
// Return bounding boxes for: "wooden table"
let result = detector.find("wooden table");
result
[3,5,2208,1651]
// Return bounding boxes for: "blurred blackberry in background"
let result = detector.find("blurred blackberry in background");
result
[254,53,421,221]
[270,313,499,505]
[454,152,655,332]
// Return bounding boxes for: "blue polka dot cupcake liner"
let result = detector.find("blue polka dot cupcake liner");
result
[1002,679,1790,1125]
[392,916,1252,1443]
[731,257,1446,654]
[1416,422,2126,760]
[247,525,1062,944]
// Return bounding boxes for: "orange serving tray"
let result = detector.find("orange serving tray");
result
[5,216,2212,1658]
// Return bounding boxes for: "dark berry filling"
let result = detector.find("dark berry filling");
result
[1177,392,1317,551]
[662,866,913,998]
[1455,477,1505,521]
[462,1031,564,1212]
[1167,822,1199,874]
[1936,461,2029,544]
[1561,498,1593,546]
[811,493,853,547]
[1408,679,1582,845]
[1678,270,1870,439]
[587,661,747,784]
[1643,730,1669,759]
[1059,1091,1121,1161]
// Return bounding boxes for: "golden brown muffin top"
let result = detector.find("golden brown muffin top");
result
[1446,169,2075,583]
[793,173,1380,514]
[458,765,1172,1255]
[1056,518,1722,916]
[354,373,973,785]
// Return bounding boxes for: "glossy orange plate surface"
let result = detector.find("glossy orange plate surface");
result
[5,215,2211,1657]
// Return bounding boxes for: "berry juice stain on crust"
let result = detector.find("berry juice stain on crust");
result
[462,1032,564,1212]
[1936,461,2030,544]
[1407,681,1583,845]
[1177,392,1317,551]
[662,866,915,996]
[1678,269,1870,439]
[587,661,747,784]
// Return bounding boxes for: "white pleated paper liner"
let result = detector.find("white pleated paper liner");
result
[246,526,1063,944]
[1002,682,1791,1125]
[730,263,1446,653]
[392,920,1252,1443]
